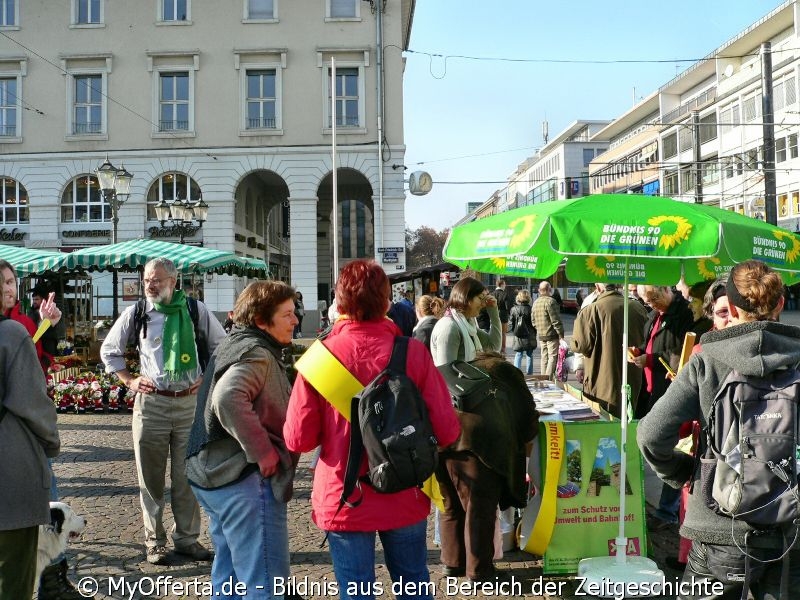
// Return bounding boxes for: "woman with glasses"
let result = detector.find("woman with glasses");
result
[665,276,731,571]
[186,281,301,599]
[430,277,501,366]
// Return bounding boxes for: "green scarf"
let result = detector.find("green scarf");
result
[153,289,197,378]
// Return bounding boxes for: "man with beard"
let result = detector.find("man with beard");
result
[101,258,226,566]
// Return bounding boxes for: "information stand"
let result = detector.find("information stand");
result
[521,380,648,575]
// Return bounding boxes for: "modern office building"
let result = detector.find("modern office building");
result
[590,1,800,229]
[0,0,413,317]
[464,120,609,227]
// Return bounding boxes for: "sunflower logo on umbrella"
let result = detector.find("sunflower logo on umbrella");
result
[773,230,800,264]
[697,257,722,280]
[490,257,507,270]
[508,215,537,249]
[585,255,616,278]
[648,215,692,250]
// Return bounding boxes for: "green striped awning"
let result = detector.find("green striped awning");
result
[19,239,268,277]
[0,244,63,276]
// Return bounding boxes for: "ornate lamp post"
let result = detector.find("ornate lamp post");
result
[153,194,208,244]
[96,158,133,320]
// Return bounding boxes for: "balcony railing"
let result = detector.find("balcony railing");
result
[73,122,101,134]
[246,117,276,129]
[159,120,189,131]
[328,115,360,128]
[0,124,16,136]
[662,87,717,125]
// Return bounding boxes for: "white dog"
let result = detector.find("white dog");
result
[34,502,86,596]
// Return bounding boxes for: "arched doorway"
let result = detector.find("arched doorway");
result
[317,168,374,303]
[234,170,290,281]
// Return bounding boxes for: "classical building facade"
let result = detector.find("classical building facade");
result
[0,0,413,316]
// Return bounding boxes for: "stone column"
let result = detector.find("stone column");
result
[289,197,319,309]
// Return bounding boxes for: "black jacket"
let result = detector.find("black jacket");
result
[637,293,694,408]
[509,302,536,352]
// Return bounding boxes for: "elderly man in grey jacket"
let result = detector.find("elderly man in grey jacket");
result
[0,317,60,599]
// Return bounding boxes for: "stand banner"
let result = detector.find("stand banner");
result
[538,420,648,574]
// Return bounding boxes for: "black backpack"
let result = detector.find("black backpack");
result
[512,306,532,339]
[699,367,800,596]
[340,336,438,505]
[131,297,210,370]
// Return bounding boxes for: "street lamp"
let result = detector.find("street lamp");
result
[96,158,133,320]
[153,194,208,243]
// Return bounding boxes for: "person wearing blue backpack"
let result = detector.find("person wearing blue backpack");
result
[638,260,800,600]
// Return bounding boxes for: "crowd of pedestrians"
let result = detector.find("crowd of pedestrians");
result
[5,253,800,599]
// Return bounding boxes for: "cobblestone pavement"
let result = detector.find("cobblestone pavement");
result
[53,414,682,599]
[55,307,769,599]
[53,412,561,600]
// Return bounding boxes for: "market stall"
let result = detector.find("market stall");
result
[10,240,269,411]
[441,192,800,583]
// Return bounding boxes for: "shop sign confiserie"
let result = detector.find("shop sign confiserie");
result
[62,229,110,238]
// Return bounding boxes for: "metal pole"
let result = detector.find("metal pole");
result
[693,110,703,203]
[761,41,777,225]
[376,1,384,254]
[331,58,339,282]
[111,193,119,320]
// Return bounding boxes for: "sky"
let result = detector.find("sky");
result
[402,0,788,232]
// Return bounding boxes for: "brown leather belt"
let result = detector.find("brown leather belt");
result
[155,388,194,398]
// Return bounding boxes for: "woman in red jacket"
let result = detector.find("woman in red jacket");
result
[283,260,460,600]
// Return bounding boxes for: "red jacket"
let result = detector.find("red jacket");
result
[284,317,460,532]
[4,302,47,371]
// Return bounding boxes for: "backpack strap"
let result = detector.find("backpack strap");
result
[388,336,408,374]
[340,337,405,510]
[0,316,10,423]
[132,299,148,347]
[187,296,209,370]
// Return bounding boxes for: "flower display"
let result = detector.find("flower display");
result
[47,361,140,413]
[56,338,75,356]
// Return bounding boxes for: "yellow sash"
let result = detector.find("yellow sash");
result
[517,420,564,555]
[294,339,444,511]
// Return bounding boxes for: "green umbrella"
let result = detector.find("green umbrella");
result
[446,193,800,579]
[444,193,800,284]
